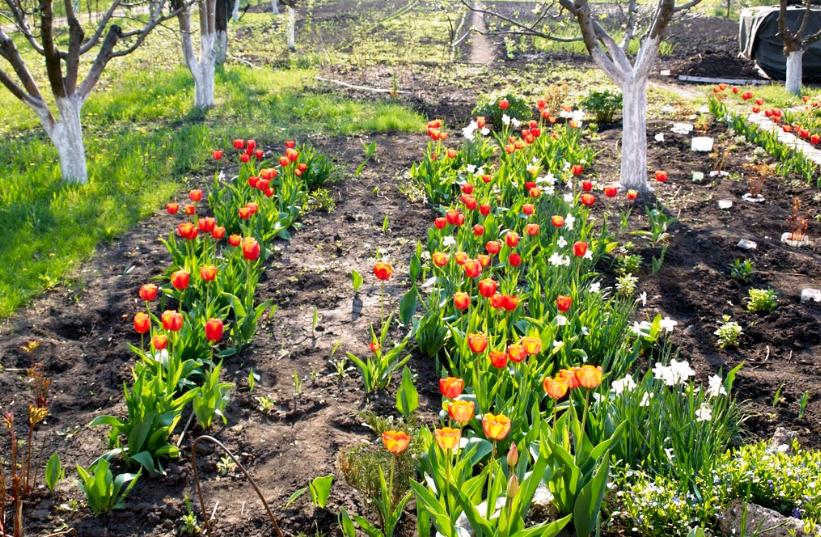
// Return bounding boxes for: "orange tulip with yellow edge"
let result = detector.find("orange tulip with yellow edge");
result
[576,365,603,389]
[448,400,475,424]
[382,430,410,454]
[482,413,511,441]
[544,377,569,399]
[435,427,461,451]
[521,336,541,355]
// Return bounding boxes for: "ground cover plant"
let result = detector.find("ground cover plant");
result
[1,0,821,536]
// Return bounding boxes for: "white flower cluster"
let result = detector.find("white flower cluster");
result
[652,359,695,387]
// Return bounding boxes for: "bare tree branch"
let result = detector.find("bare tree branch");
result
[460,0,583,41]
[78,0,122,53]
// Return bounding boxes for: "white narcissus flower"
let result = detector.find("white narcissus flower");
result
[557,236,567,248]
[659,317,678,333]
[443,236,456,248]
[589,282,601,294]
[640,392,653,407]
[545,186,555,196]
[565,214,576,230]
[670,359,695,383]
[555,315,567,326]
[583,249,593,260]
[637,292,647,307]
[512,118,521,128]
[563,193,574,203]
[481,127,490,136]
[706,375,727,398]
[502,114,511,125]
[631,321,652,339]
[466,164,476,174]
[611,376,637,395]
[463,121,477,140]
[695,402,713,422]
[549,253,564,266]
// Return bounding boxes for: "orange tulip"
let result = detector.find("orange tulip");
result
[556,295,572,312]
[576,365,603,389]
[468,333,488,353]
[454,252,468,265]
[161,310,183,332]
[544,377,569,399]
[573,242,588,257]
[242,237,261,261]
[463,259,482,278]
[454,292,470,310]
[505,232,519,247]
[435,427,461,451]
[561,368,581,389]
[486,241,501,255]
[200,265,217,281]
[134,312,150,334]
[432,252,448,267]
[507,344,526,363]
[489,350,508,368]
[482,413,511,441]
[525,223,540,236]
[205,318,224,342]
[551,215,565,227]
[382,430,411,454]
[477,254,491,268]
[171,270,190,290]
[439,377,464,399]
[478,278,497,298]
[139,283,158,301]
[448,400,475,424]
[521,336,541,356]
[152,334,168,350]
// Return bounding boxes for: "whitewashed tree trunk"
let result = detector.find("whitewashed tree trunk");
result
[287,6,295,50]
[618,77,648,190]
[232,0,239,19]
[786,49,803,95]
[271,0,278,13]
[215,30,227,64]
[193,34,217,108]
[30,97,88,184]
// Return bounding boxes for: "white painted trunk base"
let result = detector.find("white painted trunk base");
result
[271,0,278,13]
[619,78,649,191]
[786,50,803,96]
[215,30,228,64]
[287,7,295,50]
[49,97,88,184]
[232,0,239,20]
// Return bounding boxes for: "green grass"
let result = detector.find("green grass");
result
[0,63,424,317]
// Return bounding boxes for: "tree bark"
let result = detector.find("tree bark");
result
[287,6,295,50]
[194,33,216,107]
[49,97,88,184]
[215,0,229,64]
[232,0,240,20]
[618,76,649,191]
[786,49,803,95]
[271,0,279,13]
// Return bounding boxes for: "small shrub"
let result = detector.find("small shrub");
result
[747,288,777,313]
[616,273,638,298]
[729,259,754,283]
[715,315,742,349]
[617,254,642,275]
[337,439,419,511]
[473,92,531,128]
[580,89,622,123]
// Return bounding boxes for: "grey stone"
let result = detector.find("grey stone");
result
[719,499,808,537]
[530,484,561,521]
[770,427,799,454]
[800,289,821,304]
[719,199,734,209]
[737,239,757,251]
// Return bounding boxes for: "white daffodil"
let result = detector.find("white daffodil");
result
[443,236,456,248]
[557,236,567,248]
[481,127,490,136]
[462,121,478,141]
[706,375,727,398]
[565,214,576,230]
[502,114,511,126]
[631,321,652,339]
[555,315,568,326]
[640,392,653,407]
[589,282,601,294]
[695,402,713,422]
[563,193,574,203]
[611,376,637,395]
[659,317,678,333]
[549,252,564,266]
[512,118,521,128]
[583,249,593,260]
[637,292,647,307]
[466,164,476,174]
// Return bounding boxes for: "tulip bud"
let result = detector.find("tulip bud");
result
[507,474,519,498]
[506,443,519,468]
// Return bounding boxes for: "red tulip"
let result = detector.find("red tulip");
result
[447,149,457,159]
[604,185,618,197]
[812,134,820,144]
[212,226,226,239]
[529,187,541,198]
[732,86,739,94]
[468,333,488,353]
[171,270,190,290]
[228,234,241,247]
[153,334,168,350]
[369,341,380,353]
[571,164,583,175]
[490,293,504,309]
[454,292,470,310]
[198,216,216,233]
[446,210,462,226]
[551,215,564,227]
[285,140,296,148]
[241,154,250,163]
[161,310,183,331]
[478,278,497,298]
[242,237,261,261]
[139,283,158,301]
[582,180,593,191]
[261,168,277,180]
[205,318,224,342]
[439,377,464,399]
[189,190,203,202]
[505,232,519,247]
[432,252,448,267]
[477,116,486,127]
[279,156,290,167]
[486,241,501,255]
[247,202,259,215]
[525,223,539,236]
[166,202,179,214]
[454,252,468,265]
[489,350,508,368]
[655,170,668,183]
[239,207,252,219]
[481,174,491,184]
[374,261,392,281]
[507,344,526,363]
[755,97,764,106]
[298,163,307,172]
[573,242,588,257]
[233,139,245,149]
[200,265,217,281]
[184,204,196,215]
[463,259,482,278]
[462,195,477,210]
[477,254,490,268]
[522,203,535,216]
[502,295,519,311]
[255,149,264,160]
[249,176,260,189]
[287,148,299,162]
[508,253,521,267]
[212,150,223,160]
[580,193,595,206]
[556,295,572,312]
[134,312,150,334]
[499,98,509,109]
[178,222,198,240]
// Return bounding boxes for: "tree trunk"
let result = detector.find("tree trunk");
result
[618,76,649,191]
[287,7,296,50]
[786,49,803,95]
[48,97,88,184]
[232,0,239,20]
[215,0,229,65]
[271,0,278,14]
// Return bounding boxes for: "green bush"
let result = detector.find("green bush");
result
[472,91,532,128]
[580,89,622,123]
[747,288,777,313]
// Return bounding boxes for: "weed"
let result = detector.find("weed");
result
[715,315,742,349]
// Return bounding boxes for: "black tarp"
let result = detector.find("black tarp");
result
[740,6,821,80]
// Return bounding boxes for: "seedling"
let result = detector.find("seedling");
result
[45,451,65,492]
[256,395,276,415]
[217,454,237,476]
[293,372,303,397]
[772,383,786,407]
[616,273,638,298]
[787,196,809,241]
[248,369,259,394]
[180,495,202,534]
[351,270,363,294]
[357,141,377,179]
[729,259,754,282]
[715,315,742,349]
[747,288,777,313]
[287,475,335,510]
[799,391,810,419]
[617,254,642,275]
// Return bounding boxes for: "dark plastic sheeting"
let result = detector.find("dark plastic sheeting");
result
[739,6,821,80]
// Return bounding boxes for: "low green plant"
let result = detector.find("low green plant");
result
[45,451,65,492]
[357,140,378,179]
[256,395,276,414]
[617,254,642,275]
[217,454,237,476]
[180,495,202,534]
[346,315,411,392]
[287,474,335,510]
[729,259,754,282]
[715,315,742,349]
[580,89,622,123]
[351,270,363,294]
[472,92,531,127]
[747,288,777,313]
[616,273,638,298]
[799,391,810,419]
[192,361,233,431]
[75,457,141,515]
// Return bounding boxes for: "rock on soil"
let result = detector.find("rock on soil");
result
[770,427,799,454]
[737,239,757,250]
[719,498,809,537]
[800,289,821,304]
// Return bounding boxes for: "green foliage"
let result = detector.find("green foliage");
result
[45,451,65,492]
[346,315,411,392]
[616,254,642,276]
[396,366,419,419]
[75,457,141,515]
[715,315,742,349]
[579,89,622,123]
[746,288,777,313]
[729,259,754,283]
[287,474,335,510]
[192,361,233,431]
[352,270,364,294]
[473,92,531,128]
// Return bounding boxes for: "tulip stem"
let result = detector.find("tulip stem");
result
[444,447,452,510]
[580,388,591,440]
[487,441,496,519]
[380,281,385,327]
[388,453,397,517]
